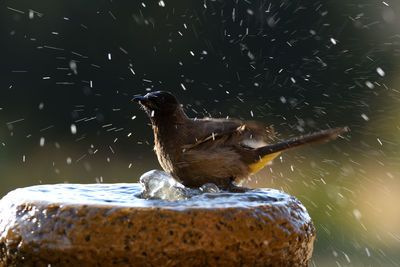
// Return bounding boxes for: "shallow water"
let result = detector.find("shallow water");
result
[3,170,291,209]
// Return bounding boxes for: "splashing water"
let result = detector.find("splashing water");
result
[139,170,220,201]
[139,170,189,200]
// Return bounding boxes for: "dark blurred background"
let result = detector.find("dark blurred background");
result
[1,0,399,265]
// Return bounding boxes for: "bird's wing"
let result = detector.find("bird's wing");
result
[239,120,276,147]
[182,119,274,151]
[182,124,245,151]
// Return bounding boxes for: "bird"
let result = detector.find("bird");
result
[132,91,347,190]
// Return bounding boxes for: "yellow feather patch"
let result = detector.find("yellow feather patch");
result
[248,152,280,174]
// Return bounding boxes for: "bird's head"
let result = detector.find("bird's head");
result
[132,91,181,118]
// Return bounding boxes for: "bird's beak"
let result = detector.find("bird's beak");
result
[131,95,147,103]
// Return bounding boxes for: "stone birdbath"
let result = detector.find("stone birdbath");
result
[0,170,315,266]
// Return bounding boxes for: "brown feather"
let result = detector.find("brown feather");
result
[133,91,348,188]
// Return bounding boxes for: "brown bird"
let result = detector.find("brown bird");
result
[132,91,347,190]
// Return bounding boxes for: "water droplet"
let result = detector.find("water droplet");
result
[70,124,77,134]
[361,114,369,121]
[365,81,374,89]
[39,137,45,147]
[353,209,362,220]
[376,67,385,77]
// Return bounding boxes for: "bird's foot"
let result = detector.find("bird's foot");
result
[227,183,252,193]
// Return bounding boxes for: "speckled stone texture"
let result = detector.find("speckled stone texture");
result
[0,184,315,266]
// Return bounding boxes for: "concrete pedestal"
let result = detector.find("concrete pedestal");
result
[0,184,315,266]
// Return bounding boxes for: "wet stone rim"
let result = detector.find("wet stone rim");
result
[0,184,315,266]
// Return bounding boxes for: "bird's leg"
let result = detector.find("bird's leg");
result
[227,181,252,193]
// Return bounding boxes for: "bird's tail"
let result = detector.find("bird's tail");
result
[248,127,348,174]
[257,127,348,155]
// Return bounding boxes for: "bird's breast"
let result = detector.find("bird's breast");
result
[154,141,172,168]
[153,129,184,176]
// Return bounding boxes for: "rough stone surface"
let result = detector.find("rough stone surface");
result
[0,184,315,266]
